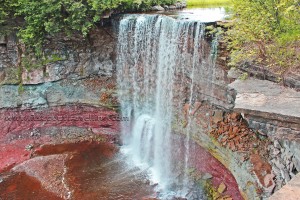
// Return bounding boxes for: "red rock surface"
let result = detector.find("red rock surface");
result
[173,135,244,200]
[191,143,243,199]
[12,154,70,199]
[0,105,244,199]
[0,141,155,200]
[1,105,120,136]
[0,105,121,172]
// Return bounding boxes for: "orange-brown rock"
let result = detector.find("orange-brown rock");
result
[250,154,273,188]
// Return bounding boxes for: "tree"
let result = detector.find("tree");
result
[0,0,178,54]
[227,0,300,69]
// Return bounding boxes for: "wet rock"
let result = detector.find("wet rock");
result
[0,105,120,172]
[12,154,70,199]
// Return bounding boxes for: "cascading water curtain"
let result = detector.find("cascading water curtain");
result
[116,14,210,196]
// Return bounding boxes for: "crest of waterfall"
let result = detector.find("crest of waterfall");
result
[116,14,216,196]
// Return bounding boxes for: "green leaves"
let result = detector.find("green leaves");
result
[227,0,300,70]
[0,0,178,54]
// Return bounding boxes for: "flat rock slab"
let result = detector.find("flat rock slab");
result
[13,154,70,199]
[229,79,300,124]
[269,173,300,200]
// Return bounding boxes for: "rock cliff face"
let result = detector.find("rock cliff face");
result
[229,79,300,195]
[0,24,116,85]
[0,21,120,174]
[0,15,299,200]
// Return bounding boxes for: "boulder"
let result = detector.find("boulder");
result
[151,5,165,11]
[169,5,176,10]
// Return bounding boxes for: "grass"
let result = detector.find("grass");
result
[187,0,231,7]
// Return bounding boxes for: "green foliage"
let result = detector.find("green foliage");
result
[187,0,231,8]
[0,0,20,35]
[227,0,300,70]
[0,0,14,24]
[21,54,65,72]
[0,0,179,86]
[18,83,24,94]
[239,72,248,80]
[0,0,178,54]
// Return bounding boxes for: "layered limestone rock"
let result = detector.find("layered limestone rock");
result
[237,62,300,91]
[229,78,300,136]
[0,26,116,85]
[229,78,300,197]
[0,77,118,109]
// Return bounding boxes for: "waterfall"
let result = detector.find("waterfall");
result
[116,14,214,197]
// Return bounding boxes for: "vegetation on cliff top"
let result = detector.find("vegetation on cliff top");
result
[0,0,178,55]
[227,0,300,72]
[187,0,231,8]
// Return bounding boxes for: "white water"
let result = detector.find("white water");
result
[116,14,214,197]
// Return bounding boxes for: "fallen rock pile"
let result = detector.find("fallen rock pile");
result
[210,112,268,153]
[210,112,277,195]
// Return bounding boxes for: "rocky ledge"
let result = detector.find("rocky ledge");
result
[229,78,300,198]
[229,78,300,137]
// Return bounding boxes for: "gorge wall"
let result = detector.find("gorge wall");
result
[0,13,299,200]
